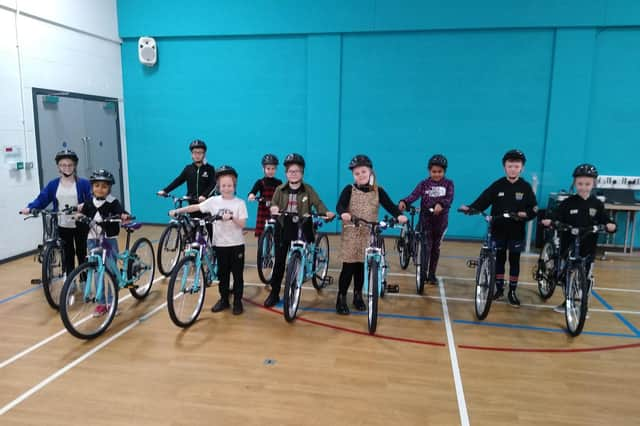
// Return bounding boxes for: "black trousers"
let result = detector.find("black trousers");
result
[215,245,245,300]
[270,218,314,294]
[58,225,89,274]
[338,262,365,296]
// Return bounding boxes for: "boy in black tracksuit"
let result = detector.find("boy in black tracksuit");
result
[460,149,538,307]
[542,164,616,311]
[157,139,216,202]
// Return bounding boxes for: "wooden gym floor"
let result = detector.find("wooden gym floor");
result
[1,225,639,425]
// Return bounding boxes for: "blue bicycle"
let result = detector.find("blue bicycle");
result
[255,197,276,285]
[166,215,220,328]
[157,194,196,276]
[59,216,156,339]
[280,212,332,322]
[348,215,398,334]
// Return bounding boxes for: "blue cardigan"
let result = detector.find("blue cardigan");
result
[28,177,92,211]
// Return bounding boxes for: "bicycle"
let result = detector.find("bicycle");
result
[166,214,220,328]
[396,206,435,294]
[22,206,76,310]
[279,211,333,322]
[254,197,276,285]
[533,223,561,300]
[347,215,399,334]
[59,215,156,339]
[458,208,523,320]
[542,221,607,336]
[157,194,196,276]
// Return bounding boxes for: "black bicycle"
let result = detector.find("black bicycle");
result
[22,207,75,310]
[255,197,276,285]
[157,194,196,276]
[459,208,522,320]
[396,206,435,294]
[533,223,561,300]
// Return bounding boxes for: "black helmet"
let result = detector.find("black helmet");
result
[348,154,373,170]
[216,165,238,179]
[283,153,305,168]
[572,163,598,178]
[55,149,78,164]
[189,139,207,151]
[261,153,279,166]
[428,154,448,170]
[502,149,526,165]
[89,169,115,185]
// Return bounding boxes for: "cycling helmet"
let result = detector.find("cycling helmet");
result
[283,153,305,168]
[502,149,526,165]
[189,139,207,152]
[348,154,373,170]
[55,149,78,164]
[261,154,279,166]
[216,165,238,179]
[572,163,598,178]
[89,169,115,185]
[428,154,448,170]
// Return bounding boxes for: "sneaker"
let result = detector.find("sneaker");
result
[93,304,108,317]
[507,288,520,308]
[427,274,439,285]
[553,301,566,313]
[232,299,243,315]
[352,291,366,311]
[263,291,280,308]
[211,298,230,312]
[336,294,350,315]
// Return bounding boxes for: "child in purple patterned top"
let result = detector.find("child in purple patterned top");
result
[398,154,455,287]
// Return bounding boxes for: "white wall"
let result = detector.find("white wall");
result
[0,0,126,260]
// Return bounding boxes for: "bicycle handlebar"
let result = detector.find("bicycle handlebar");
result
[458,208,525,221]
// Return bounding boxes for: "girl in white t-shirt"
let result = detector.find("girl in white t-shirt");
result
[171,166,248,315]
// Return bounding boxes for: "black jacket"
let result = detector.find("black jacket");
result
[163,163,216,201]
[81,196,126,238]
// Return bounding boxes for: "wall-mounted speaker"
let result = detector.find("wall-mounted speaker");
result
[138,36,157,67]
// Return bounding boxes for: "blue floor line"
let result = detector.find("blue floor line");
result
[592,290,640,336]
[0,285,42,305]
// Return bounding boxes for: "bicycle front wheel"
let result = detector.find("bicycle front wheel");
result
[565,265,589,336]
[42,243,65,310]
[167,256,206,328]
[312,233,330,290]
[415,238,423,294]
[398,225,410,270]
[283,251,303,322]
[474,254,495,320]
[367,258,380,334]
[129,237,156,299]
[60,262,118,340]
[257,226,275,285]
[536,242,557,300]
[157,223,183,276]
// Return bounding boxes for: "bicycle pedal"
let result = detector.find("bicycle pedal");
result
[466,259,478,269]
[30,278,42,285]
[385,284,400,293]
[123,284,138,289]
[322,276,334,287]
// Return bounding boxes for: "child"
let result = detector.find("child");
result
[80,169,129,316]
[248,154,283,236]
[263,153,336,307]
[336,155,407,314]
[398,154,454,287]
[170,166,248,315]
[157,139,216,202]
[541,164,616,312]
[459,149,537,307]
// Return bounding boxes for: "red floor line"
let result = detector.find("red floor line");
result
[244,298,446,347]
[458,342,640,353]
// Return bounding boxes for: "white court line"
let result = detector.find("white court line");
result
[0,301,167,416]
[438,277,470,426]
[0,276,164,370]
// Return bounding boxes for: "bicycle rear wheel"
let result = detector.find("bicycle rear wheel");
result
[474,254,495,320]
[312,233,330,290]
[415,237,424,294]
[367,258,380,334]
[128,237,156,299]
[398,225,410,270]
[42,243,65,310]
[257,226,276,285]
[536,242,557,300]
[167,256,206,328]
[60,262,118,340]
[157,223,183,276]
[283,251,303,322]
[565,265,589,336]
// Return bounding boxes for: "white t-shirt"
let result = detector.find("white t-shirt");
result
[199,196,248,247]
[56,181,77,228]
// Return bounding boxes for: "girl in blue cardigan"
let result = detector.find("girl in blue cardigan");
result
[21,150,92,274]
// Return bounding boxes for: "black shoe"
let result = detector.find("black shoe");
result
[507,288,520,307]
[211,298,230,312]
[336,294,350,315]
[427,274,438,285]
[232,299,243,315]
[493,285,504,300]
[352,291,366,311]
[263,291,280,308]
